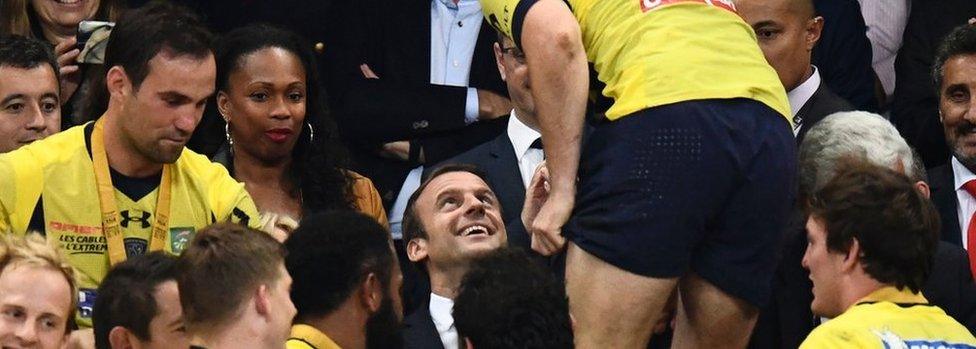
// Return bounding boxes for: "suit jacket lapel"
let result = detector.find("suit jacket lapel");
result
[932,164,963,246]
[489,133,528,212]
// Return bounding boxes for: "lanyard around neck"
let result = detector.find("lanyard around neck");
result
[91,119,172,266]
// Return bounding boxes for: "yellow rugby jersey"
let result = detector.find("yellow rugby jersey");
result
[287,324,342,349]
[480,0,791,122]
[0,123,261,327]
[800,287,976,348]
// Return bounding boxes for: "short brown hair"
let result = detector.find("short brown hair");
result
[807,160,940,293]
[0,233,77,330]
[176,223,286,331]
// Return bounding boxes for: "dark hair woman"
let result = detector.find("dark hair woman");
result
[212,24,387,236]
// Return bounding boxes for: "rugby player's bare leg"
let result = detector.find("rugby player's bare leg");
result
[565,242,678,349]
[671,273,759,348]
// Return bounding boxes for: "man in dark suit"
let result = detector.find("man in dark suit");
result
[748,112,976,348]
[322,0,512,212]
[892,0,976,169]
[399,165,508,349]
[429,32,541,251]
[321,0,513,317]
[927,25,976,277]
[737,0,855,144]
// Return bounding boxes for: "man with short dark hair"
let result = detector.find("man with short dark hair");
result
[93,252,186,349]
[926,24,976,278]
[0,35,61,153]
[799,162,976,347]
[0,1,261,327]
[736,0,855,142]
[177,223,295,349]
[453,247,572,349]
[401,164,507,349]
[284,211,403,349]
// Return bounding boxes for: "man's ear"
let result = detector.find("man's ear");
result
[108,326,137,349]
[406,238,429,263]
[493,42,507,82]
[106,66,130,102]
[842,238,862,272]
[255,284,271,317]
[805,16,825,51]
[915,181,932,199]
[360,272,383,313]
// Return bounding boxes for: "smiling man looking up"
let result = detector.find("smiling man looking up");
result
[0,1,261,327]
[401,164,508,349]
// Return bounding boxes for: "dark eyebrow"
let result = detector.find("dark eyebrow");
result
[157,91,192,104]
[40,93,60,102]
[752,20,779,29]
[0,94,25,105]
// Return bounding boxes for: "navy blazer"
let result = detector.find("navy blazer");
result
[401,296,446,349]
[794,81,855,144]
[930,163,963,246]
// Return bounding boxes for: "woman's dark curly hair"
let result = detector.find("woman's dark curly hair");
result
[215,24,355,212]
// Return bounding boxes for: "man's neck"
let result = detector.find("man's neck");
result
[428,264,468,299]
[514,108,540,132]
[191,321,281,349]
[838,276,886,313]
[101,114,164,178]
[232,147,293,190]
[303,305,368,349]
[790,65,816,93]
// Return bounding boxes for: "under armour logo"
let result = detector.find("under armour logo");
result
[120,210,151,229]
[232,208,251,227]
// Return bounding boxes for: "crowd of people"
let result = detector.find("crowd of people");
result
[1,0,976,348]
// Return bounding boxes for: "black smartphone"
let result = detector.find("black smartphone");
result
[76,20,115,64]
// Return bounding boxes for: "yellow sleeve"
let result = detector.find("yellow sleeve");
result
[0,150,42,235]
[480,0,537,46]
[348,172,389,230]
[800,324,878,349]
[191,152,262,230]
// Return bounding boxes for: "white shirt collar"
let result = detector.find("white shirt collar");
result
[787,66,821,118]
[507,109,542,161]
[434,0,478,9]
[429,292,454,324]
[952,157,976,192]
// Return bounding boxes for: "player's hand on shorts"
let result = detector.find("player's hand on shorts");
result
[524,162,573,256]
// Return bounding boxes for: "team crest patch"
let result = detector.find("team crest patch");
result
[78,289,97,319]
[170,227,195,254]
[123,237,148,257]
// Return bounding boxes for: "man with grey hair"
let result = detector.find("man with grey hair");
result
[750,111,976,348]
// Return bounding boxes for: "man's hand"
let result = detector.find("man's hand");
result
[378,141,424,164]
[62,328,95,349]
[360,63,380,79]
[55,38,81,104]
[477,89,512,121]
[523,162,573,256]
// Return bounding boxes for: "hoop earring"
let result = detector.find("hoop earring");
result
[224,121,234,154]
[306,122,314,144]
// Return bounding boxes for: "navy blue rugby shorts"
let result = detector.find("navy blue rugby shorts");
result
[565,98,797,307]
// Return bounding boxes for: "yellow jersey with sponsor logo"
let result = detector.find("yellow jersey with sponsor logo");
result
[800,287,976,348]
[480,0,791,122]
[0,123,261,327]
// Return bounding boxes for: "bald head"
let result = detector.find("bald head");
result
[736,0,821,91]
